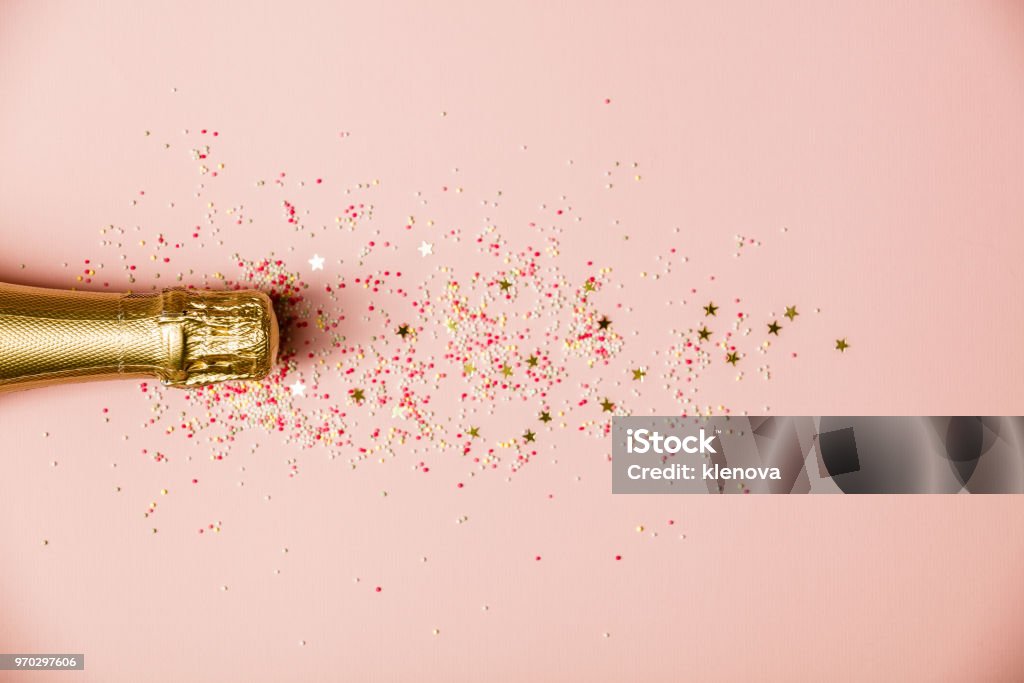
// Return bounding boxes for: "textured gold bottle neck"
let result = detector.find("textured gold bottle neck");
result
[0,282,278,394]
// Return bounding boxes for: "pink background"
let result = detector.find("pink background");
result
[2,1,1024,681]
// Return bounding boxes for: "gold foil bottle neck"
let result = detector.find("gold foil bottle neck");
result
[0,282,279,394]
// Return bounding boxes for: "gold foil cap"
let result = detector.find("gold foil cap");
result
[0,282,279,394]
[155,288,279,387]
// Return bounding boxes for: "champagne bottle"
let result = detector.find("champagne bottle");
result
[0,282,279,393]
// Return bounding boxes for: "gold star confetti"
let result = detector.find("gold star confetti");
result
[726,352,740,366]
[600,398,615,412]
[351,388,365,403]
[539,411,552,423]
[703,302,718,316]
[835,338,850,352]
[597,316,611,330]
[784,306,799,321]
[767,321,782,335]
[466,426,480,438]
[523,430,536,443]
[498,279,513,292]
[631,367,646,381]
[396,324,412,338]
[526,355,539,368]
[697,326,712,341]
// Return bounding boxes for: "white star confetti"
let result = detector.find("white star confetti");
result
[289,381,307,397]
[308,254,325,271]
[417,241,433,257]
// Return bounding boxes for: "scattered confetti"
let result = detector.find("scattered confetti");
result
[67,115,838,652]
